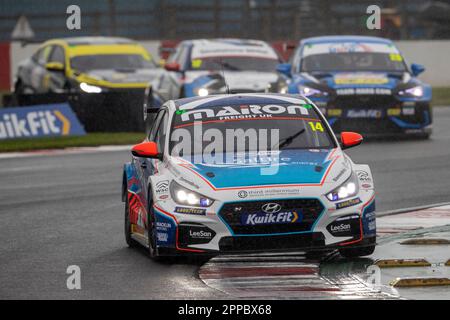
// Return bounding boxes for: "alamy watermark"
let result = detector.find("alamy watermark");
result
[66,265,81,290]
[66,5,81,30]
[366,5,381,30]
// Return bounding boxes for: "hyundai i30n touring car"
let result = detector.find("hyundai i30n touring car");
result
[14,36,165,131]
[15,36,162,94]
[122,93,376,259]
[147,38,284,106]
[273,36,432,138]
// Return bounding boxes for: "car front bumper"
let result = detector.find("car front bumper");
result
[152,192,376,255]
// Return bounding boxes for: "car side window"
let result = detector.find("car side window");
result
[31,49,42,63]
[166,46,181,64]
[37,45,53,65]
[49,46,65,65]
[148,109,166,141]
[154,111,169,153]
[292,48,301,73]
[177,45,190,70]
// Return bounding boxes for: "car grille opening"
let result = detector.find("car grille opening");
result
[219,198,324,235]
[219,233,325,252]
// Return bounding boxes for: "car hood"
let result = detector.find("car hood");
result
[83,68,163,84]
[169,148,351,190]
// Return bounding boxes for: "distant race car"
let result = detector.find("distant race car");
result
[15,36,162,95]
[147,38,285,108]
[273,36,432,138]
[122,93,376,259]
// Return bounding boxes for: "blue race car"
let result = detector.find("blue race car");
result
[273,36,432,138]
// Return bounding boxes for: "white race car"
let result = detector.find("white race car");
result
[147,38,286,108]
[122,93,376,259]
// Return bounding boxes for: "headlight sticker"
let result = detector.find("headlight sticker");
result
[389,53,403,61]
[174,207,206,215]
[335,197,362,209]
[192,59,203,68]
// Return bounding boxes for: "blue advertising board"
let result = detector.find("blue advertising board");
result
[0,103,86,139]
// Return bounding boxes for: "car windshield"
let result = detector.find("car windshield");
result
[189,57,279,72]
[300,52,406,72]
[71,54,155,72]
[169,103,334,161]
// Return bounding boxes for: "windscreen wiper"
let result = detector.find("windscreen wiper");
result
[211,60,241,71]
[275,128,306,150]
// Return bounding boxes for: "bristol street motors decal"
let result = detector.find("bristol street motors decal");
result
[0,103,85,139]
[241,202,303,226]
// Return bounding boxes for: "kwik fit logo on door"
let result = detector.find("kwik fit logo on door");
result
[0,103,85,139]
[241,202,302,226]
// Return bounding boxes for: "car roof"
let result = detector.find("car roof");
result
[171,93,309,110]
[301,35,393,45]
[178,38,279,60]
[182,38,272,48]
[47,36,136,46]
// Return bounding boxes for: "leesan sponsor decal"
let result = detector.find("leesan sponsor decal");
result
[327,214,360,237]
[189,229,213,239]
[335,198,362,209]
[242,211,301,226]
[330,223,351,233]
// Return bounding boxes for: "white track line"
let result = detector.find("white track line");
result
[0,145,133,159]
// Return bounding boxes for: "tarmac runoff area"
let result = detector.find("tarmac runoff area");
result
[199,205,450,300]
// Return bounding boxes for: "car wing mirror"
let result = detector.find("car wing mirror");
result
[165,62,181,72]
[276,63,292,77]
[411,63,425,76]
[131,141,162,160]
[45,62,64,72]
[340,132,363,150]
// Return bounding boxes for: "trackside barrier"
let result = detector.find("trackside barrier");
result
[0,103,85,139]
[2,91,146,132]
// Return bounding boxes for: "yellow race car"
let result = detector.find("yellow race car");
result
[13,37,164,132]
[15,36,162,94]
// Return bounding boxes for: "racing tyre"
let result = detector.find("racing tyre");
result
[339,243,376,258]
[124,195,138,248]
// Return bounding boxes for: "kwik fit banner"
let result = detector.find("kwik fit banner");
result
[0,103,86,139]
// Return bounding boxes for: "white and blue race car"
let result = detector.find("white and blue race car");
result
[123,93,376,259]
[272,36,432,138]
[147,39,284,107]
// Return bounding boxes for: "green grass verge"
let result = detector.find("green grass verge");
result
[0,132,145,153]
[432,87,450,107]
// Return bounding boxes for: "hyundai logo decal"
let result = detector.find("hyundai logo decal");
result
[261,203,282,214]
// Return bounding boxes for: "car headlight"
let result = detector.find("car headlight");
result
[326,172,359,201]
[196,88,209,97]
[399,85,423,97]
[279,84,288,94]
[80,82,102,93]
[170,180,214,207]
[298,85,326,97]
